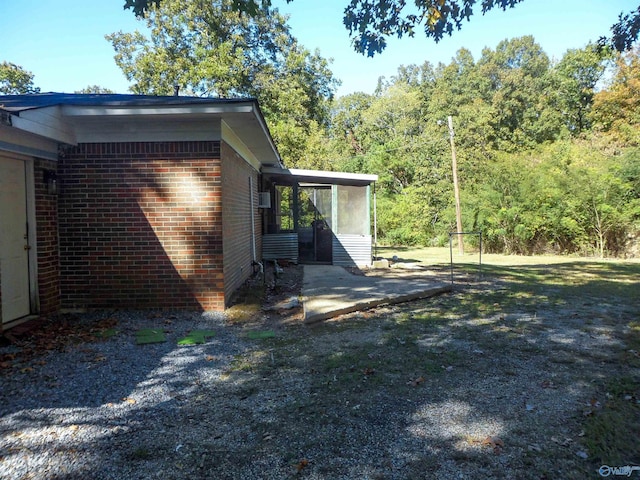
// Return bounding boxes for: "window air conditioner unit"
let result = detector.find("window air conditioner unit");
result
[258,192,271,208]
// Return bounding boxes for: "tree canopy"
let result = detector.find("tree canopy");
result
[320,40,638,255]
[0,62,40,94]
[124,0,640,56]
[110,0,339,165]
[75,85,116,94]
[590,47,640,145]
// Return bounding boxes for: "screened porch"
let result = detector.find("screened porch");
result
[260,167,378,267]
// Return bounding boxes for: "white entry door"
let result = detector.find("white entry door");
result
[0,156,31,323]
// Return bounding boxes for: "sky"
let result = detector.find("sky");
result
[0,0,636,97]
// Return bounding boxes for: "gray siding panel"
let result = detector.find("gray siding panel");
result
[333,235,372,267]
[262,233,299,262]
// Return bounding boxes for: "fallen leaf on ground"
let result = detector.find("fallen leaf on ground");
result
[296,459,309,472]
[407,376,425,387]
[482,436,504,447]
[123,397,136,404]
[481,436,504,454]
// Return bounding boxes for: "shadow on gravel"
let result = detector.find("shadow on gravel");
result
[0,310,253,479]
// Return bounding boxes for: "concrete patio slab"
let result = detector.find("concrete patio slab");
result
[302,265,452,323]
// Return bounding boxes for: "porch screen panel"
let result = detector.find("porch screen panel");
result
[336,185,368,235]
[313,187,333,229]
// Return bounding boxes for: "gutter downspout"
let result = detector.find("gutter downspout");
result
[249,176,257,263]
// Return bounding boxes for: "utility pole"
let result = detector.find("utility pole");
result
[448,115,464,255]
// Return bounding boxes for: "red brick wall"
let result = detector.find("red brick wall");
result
[221,142,261,304]
[58,142,224,311]
[34,159,61,315]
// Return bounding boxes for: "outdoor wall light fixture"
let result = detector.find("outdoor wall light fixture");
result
[44,170,58,195]
[0,110,12,126]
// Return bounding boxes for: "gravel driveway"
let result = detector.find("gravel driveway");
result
[1,263,638,479]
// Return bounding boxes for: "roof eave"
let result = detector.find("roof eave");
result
[1,96,282,167]
[262,166,378,186]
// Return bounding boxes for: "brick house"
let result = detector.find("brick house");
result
[0,93,376,331]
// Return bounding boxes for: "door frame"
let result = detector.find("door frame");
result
[25,156,39,314]
[297,185,333,264]
[1,153,39,328]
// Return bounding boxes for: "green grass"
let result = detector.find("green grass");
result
[378,247,640,321]
[583,376,640,464]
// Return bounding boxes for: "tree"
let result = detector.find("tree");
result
[124,0,161,16]
[590,47,640,146]
[602,5,640,52]
[75,86,116,94]
[329,92,374,160]
[552,44,611,134]
[110,0,339,166]
[125,1,640,57]
[0,62,40,94]
[343,0,525,56]
[469,37,563,150]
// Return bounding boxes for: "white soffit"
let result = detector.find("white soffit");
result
[221,120,260,171]
[4,98,281,166]
[290,168,378,183]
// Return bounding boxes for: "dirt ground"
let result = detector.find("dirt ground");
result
[2,257,639,479]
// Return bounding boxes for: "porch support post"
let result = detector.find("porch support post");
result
[292,183,299,232]
[367,182,378,257]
